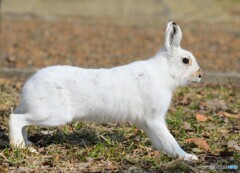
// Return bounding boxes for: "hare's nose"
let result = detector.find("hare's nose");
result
[198,69,203,78]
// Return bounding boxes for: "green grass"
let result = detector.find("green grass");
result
[0,80,239,172]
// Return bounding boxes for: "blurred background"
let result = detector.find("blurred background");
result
[0,0,240,84]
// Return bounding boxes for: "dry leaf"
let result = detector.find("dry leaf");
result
[186,138,210,151]
[192,148,203,153]
[206,99,227,111]
[218,112,240,118]
[227,140,240,150]
[106,161,117,170]
[196,113,208,122]
[55,155,60,162]
[16,167,29,172]
[86,157,94,162]
[183,122,191,130]
[38,148,45,152]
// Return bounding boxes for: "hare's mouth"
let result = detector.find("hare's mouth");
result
[190,78,201,83]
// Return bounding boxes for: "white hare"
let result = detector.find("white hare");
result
[9,21,202,161]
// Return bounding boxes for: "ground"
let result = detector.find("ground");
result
[0,77,239,172]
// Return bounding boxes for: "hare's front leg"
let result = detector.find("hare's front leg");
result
[143,118,198,161]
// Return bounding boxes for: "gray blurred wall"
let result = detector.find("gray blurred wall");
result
[1,0,237,21]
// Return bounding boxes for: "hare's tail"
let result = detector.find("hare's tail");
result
[14,99,28,114]
[14,106,22,114]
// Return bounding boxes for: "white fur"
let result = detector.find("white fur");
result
[9,21,202,161]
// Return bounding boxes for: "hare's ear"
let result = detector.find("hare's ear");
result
[164,21,182,51]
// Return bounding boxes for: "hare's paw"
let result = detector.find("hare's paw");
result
[181,153,198,161]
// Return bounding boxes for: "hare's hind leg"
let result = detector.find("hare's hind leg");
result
[9,113,29,148]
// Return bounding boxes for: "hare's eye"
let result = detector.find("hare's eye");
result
[182,58,189,64]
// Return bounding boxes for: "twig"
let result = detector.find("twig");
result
[98,134,111,145]
[0,151,9,162]
[81,139,89,153]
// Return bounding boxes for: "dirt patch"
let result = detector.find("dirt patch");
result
[1,18,239,73]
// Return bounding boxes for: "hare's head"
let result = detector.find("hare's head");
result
[160,21,202,86]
